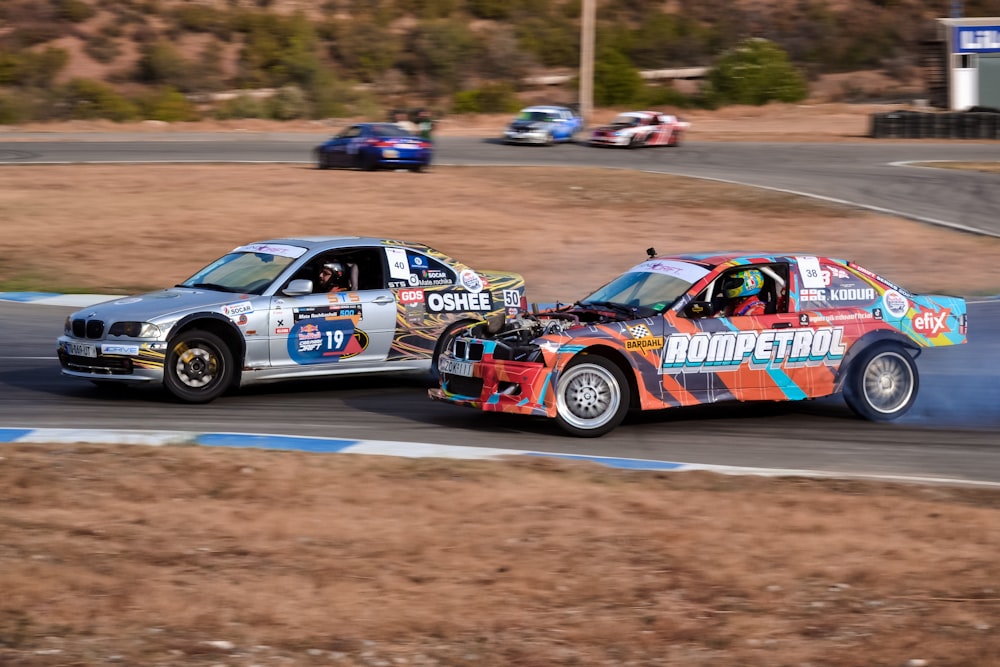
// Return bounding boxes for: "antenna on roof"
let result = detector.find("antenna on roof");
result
[646,247,657,258]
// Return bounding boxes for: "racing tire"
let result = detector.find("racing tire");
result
[555,355,630,437]
[544,133,555,146]
[628,135,643,149]
[842,343,918,422]
[408,163,425,173]
[358,152,379,172]
[667,131,682,147]
[163,329,234,404]
[316,150,330,169]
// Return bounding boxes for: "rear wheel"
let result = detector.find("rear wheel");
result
[555,356,630,437]
[163,329,234,404]
[843,343,918,421]
[358,151,379,171]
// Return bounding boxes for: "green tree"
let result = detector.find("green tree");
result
[136,39,192,90]
[707,38,808,106]
[593,48,642,106]
[139,86,200,122]
[59,79,139,121]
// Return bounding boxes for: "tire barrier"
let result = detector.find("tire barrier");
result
[870,110,1000,139]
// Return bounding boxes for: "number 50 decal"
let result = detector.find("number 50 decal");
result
[288,319,369,365]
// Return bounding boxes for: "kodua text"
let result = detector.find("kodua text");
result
[661,327,846,373]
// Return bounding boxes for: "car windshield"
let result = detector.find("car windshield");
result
[580,259,710,313]
[371,123,411,137]
[178,244,306,295]
[612,115,641,126]
[519,111,556,122]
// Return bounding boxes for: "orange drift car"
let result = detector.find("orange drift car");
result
[429,250,967,437]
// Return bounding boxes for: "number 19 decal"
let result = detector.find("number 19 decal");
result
[288,319,368,365]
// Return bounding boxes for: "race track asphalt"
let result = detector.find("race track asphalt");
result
[1,134,998,483]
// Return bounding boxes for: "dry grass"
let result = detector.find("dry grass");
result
[3,165,1000,299]
[4,109,1000,666]
[2,444,1000,667]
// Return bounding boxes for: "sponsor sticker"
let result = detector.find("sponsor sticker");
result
[629,259,709,284]
[222,301,254,318]
[294,304,363,321]
[233,243,307,259]
[426,290,493,313]
[882,290,909,318]
[459,269,484,293]
[911,308,951,336]
[398,288,424,304]
[101,343,140,356]
[626,336,664,351]
[661,327,846,373]
[287,319,369,364]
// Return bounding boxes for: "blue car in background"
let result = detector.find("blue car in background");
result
[315,123,433,172]
[503,105,584,145]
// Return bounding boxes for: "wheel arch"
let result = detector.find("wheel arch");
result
[566,345,639,408]
[834,330,919,392]
[170,313,246,382]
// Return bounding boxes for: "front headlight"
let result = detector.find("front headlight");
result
[108,321,161,338]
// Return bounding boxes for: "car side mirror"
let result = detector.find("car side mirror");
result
[283,279,314,296]
[684,300,717,318]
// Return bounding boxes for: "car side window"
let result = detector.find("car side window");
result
[384,249,456,288]
[798,260,879,310]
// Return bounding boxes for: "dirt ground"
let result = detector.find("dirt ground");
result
[2,106,1000,666]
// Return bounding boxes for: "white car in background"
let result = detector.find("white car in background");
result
[588,111,690,148]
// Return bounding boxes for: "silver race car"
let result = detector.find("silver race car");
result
[57,237,525,403]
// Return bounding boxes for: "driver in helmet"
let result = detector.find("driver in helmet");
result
[317,261,350,292]
[719,268,767,317]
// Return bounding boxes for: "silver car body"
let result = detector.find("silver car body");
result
[57,236,526,402]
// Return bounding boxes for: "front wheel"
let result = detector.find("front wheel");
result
[555,356,630,437]
[842,344,918,421]
[163,329,234,404]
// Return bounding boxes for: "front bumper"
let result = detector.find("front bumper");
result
[589,135,629,147]
[504,131,549,144]
[57,336,166,383]
[429,354,555,418]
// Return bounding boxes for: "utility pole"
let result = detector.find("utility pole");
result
[579,0,595,124]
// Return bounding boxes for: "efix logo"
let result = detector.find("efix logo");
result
[912,308,950,336]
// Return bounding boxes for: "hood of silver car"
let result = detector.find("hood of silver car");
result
[70,288,261,325]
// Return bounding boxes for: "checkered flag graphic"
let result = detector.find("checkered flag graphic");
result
[629,324,651,339]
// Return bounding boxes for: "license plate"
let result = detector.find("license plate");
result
[439,357,473,377]
[66,341,97,358]
[382,149,399,158]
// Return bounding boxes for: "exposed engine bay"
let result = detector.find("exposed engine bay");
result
[458,301,654,364]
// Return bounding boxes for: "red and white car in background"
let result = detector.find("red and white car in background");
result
[588,111,690,148]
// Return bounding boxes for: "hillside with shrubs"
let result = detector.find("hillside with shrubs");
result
[0,0,997,123]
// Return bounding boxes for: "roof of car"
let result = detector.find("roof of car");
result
[250,237,432,252]
[521,105,573,112]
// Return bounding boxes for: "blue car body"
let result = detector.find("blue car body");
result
[315,123,432,172]
[503,105,584,145]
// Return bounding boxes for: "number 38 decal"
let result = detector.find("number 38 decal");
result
[288,319,369,364]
